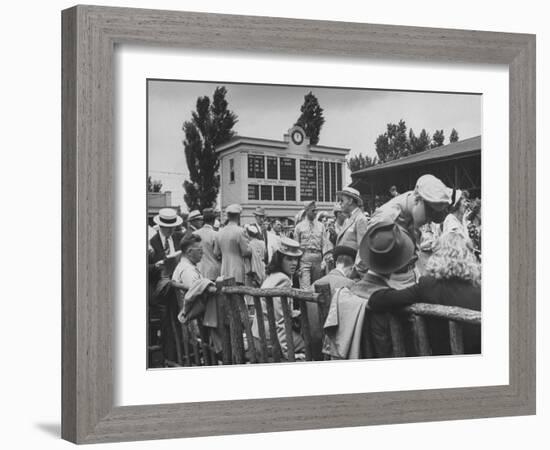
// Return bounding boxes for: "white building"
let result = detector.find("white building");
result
[216,126,350,223]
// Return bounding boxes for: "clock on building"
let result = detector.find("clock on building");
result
[291,129,304,145]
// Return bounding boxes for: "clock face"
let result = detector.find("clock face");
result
[292,130,304,145]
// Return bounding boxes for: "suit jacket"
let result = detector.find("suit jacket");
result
[148,231,183,285]
[193,224,221,281]
[215,222,251,284]
[336,208,369,274]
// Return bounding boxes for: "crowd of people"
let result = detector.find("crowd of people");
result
[148,173,482,364]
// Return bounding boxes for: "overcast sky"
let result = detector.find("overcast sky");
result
[148,79,481,207]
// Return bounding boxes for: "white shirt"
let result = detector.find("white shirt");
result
[158,232,175,255]
[172,256,202,289]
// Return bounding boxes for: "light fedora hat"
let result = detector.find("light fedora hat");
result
[337,185,363,205]
[278,237,303,257]
[253,206,266,216]
[153,208,183,227]
[188,210,203,221]
[359,220,415,275]
[225,203,242,214]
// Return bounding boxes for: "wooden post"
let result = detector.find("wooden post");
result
[449,320,465,354]
[216,279,232,365]
[180,323,191,367]
[280,296,295,362]
[314,283,331,336]
[299,300,313,361]
[236,294,257,363]
[197,322,211,366]
[264,297,282,363]
[387,313,406,357]
[411,314,432,356]
[224,279,245,364]
[253,296,269,363]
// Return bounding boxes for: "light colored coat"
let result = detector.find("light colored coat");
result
[193,224,221,281]
[336,207,369,274]
[215,222,251,284]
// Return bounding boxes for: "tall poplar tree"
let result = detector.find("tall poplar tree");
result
[182,86,238,210]
[295,91,325,145]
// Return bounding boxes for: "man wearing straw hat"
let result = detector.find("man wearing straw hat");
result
[335,185,369,277]
[148,208,184,292]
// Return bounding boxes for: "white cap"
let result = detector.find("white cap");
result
[415,175,452,205]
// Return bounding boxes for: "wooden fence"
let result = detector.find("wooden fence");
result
[157,280,481,367]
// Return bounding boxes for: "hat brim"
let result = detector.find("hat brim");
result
[253,212,265,216]
[336,191,363,205]
[153,215,183,227]
[279,249,303,257]
[359,228,415,274]
[189,215,204,221]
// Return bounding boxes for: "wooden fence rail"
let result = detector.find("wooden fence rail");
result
[160,280,481,367]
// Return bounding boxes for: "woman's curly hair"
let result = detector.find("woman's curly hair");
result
[426,232,481,287]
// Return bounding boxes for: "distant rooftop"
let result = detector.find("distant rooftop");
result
[351,135,481,176]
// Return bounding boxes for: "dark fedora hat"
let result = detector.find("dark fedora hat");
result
[359,221,415,274]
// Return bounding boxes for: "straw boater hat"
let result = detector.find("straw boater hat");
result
[187,210,203,222]
[253,206,266,217]
[153,208,183,227]
[337,186,363,205]
[278,237,303,257]
[359,220,415,274]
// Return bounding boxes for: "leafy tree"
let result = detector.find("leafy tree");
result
[347,154,378,172]
[147,176,163,193]
[431,129,445,148]
[182,86,238,210]
[416,129,431,154]
[449,128,459,143]
[295,91,325,145]
[375,119,410,162]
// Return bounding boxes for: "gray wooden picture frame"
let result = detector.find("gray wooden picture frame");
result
[61,5,536,444]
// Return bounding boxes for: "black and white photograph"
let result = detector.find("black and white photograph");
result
[147,79,482,368]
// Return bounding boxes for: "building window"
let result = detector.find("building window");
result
[300,160,317,201]
[317,162,324,202]
[261,185,272,200]
[248,155,265,179]
[336,162,342,192]
[324,162,330,202]
[229,158,235,183]
[285,186,296,201]
[267,156,278,179]
[248,184,259,200]
[273,185,285,201]
[279,157,296,180]
[330,162,337,202]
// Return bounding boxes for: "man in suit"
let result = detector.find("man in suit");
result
[253,206,270,264]
[193,208,221,281]
[336,186,369,278]
[215,204,251,284]
[148,208,184,295]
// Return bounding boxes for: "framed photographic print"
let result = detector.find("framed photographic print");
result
[62,5,535,444]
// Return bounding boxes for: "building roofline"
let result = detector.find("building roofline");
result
[215,135,350,154]
[351,135,481,176]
